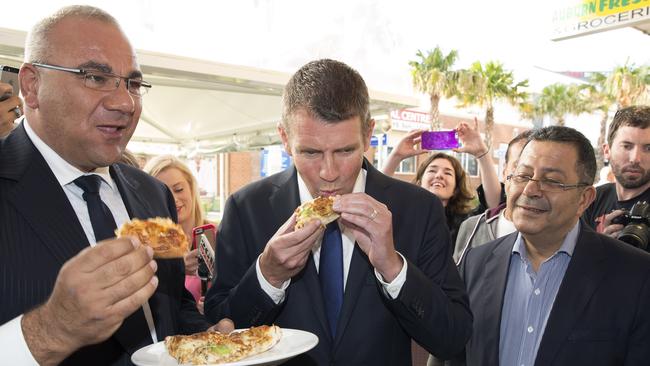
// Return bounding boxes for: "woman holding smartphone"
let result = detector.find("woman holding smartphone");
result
[381,119,501,246]
[144,155,211,313]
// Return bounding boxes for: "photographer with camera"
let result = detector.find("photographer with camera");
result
[583,106,650,250]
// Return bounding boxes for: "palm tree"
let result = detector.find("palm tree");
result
[603,62,650,108]
[456,61,528,148]
[585,74,616,172]
[588,64,649,172]
[409,47,459,130]
[525,83,589,126]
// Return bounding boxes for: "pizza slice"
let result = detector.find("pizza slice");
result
[115,217,189,258]
[294,196,340,230]
[165,325,282,365]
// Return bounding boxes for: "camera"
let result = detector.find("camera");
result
[611,201,650,251]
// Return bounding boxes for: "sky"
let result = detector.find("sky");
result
[2,0,648,96]
[1,0,648,143]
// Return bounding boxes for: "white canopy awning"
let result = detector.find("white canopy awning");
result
[0,27,417,155]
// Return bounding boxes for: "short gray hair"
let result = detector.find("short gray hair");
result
[25,5,121,63]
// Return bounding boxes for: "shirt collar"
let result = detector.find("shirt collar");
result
[512,220,580,258]
[296,168,367,204]
[23,118,115,189]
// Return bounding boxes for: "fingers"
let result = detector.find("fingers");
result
[100,256,158,306]
[94,245,155,288]
[76,237,143,272]
[473,116,479,129]
[212,318,235,334]
[0,82,11,94]
[106,274,158,321]
[184,249,199,272]
[404,129,425,139]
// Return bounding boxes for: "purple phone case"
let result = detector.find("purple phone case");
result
[421,131,460,150]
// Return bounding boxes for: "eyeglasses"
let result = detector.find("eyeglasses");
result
[507,174,590,192]
[31,62,151,97]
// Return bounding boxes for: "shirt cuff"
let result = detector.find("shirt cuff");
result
[0,315,39,365]
[255,255,290,304]
[374,251,408,299]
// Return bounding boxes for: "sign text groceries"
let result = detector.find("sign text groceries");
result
[552,0,650,40]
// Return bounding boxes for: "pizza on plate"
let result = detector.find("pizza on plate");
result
[115,217,189,258]
[294,196,340,230]
[164,325,282,365]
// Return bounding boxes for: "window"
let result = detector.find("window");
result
[384,147,416,174]
[450,152,479,177]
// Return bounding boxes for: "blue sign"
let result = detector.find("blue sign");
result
[260,148,292,177]
[370,134,387,147]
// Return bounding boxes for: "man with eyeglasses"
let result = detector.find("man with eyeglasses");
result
[582,106,650,239]
[453,126,650,365]
[0,6,230,366]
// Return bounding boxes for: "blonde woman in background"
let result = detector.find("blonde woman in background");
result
[144,155,208,312]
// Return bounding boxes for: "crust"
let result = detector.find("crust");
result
[115,217,189,258]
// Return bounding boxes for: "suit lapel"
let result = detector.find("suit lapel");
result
[534,226,607,365]
[111,164,156,219]
[3,125,88,266]
[333,245,371,350]
[480,234,516,363]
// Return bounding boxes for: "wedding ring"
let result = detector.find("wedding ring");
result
[369,208,378,221]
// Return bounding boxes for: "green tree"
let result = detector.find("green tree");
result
[524,83,589,127]
[588,64,649,172]
[603,62,650,108]
[409,47,459,130]
[585,74,616,172]
[456,61,528,148]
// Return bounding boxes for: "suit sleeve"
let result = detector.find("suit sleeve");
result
[383,198,473,359]
[204,195,282,327]
[625,269,650,365]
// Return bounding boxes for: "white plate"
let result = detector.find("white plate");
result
[131,328,319,366]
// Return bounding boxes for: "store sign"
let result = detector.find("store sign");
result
[260,147,291,177]
[551,0,650,41]
[390,109,431,132]
[370,134,388,147]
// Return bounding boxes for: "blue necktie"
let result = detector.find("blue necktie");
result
[319,221,343,338]
[73,175,117,241]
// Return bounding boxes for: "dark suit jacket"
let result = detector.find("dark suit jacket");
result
[0,124,210,366]
[204,160,472,365]
[459,224,650,366]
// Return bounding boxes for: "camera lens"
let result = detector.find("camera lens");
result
[617,223,649,251]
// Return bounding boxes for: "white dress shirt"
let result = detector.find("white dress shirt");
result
[255,168,408,304]
[2,120,157,365]
[496,209,517,238]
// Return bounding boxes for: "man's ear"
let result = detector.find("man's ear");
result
[577,185,597,216]
[277,122,292,156]
[19,64,39,109]
[363,119,375,152]
[602,143,610,162]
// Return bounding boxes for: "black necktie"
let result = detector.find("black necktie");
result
[319,222,343,338]
[73,175,117,241]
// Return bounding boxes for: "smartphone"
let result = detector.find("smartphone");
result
[0,65,19,101]
[421,130,460,150]
[192,224,216,288]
